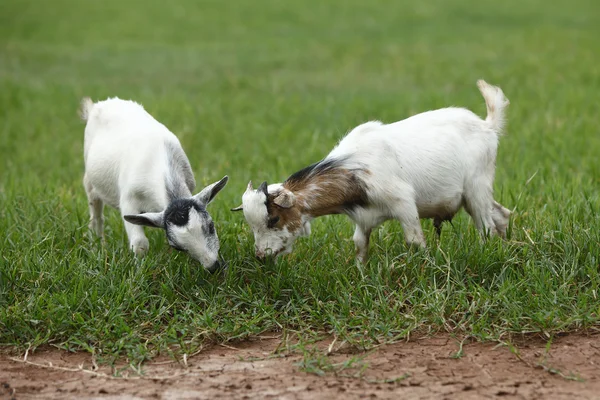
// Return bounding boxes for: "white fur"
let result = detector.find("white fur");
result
[241,188,309,258]
[241,185,286,258]
[241,80,511,262]
[81,97,227,270]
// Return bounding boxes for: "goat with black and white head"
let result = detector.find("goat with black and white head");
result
[233,80,511,262]
[80,97,228,272]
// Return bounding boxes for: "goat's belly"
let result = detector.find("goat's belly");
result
[416,196,463,220]
[349,207,390,228]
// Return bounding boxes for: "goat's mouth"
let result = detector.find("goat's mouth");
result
[256,248,283,261]
[206,256,227,274]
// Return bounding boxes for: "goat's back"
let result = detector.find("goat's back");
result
[82,98,178,209]
[330,107,495,166]
[84,98,173,143]
[327,106,499,215]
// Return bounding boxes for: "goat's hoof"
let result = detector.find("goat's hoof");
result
[88,227,103,237]
[407,241,427,250]
[133,246,148,257]
[88,219,104,237]
[355,249,368,265]
[131,239,149,257]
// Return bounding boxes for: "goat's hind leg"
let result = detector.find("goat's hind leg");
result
[491,201,511,238]
[83,173,104,238]
[464,182,499,238]
[433,215,454,237]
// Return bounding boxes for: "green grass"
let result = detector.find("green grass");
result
[1,0,599,367]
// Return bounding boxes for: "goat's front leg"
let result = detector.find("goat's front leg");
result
[120,200,149,257]
[393,202,426,249]
[353,224,372,264]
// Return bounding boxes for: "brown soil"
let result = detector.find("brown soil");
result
[1,332,599,400]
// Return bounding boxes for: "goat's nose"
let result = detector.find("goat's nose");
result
[206,257,227,274]
[256,249,278,262]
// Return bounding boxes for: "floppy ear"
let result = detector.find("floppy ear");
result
[193,175,229,206]
[124,212,164,228]
[273,189,295,208]
[231,205,243,212]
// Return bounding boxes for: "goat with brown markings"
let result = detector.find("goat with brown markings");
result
[233,80,512,262]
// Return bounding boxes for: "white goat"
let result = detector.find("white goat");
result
[233,80,511,262]
[80,97,229,272]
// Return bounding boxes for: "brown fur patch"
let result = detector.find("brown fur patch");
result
[264,159,370,232]
[264,197,303,233]
[266,168,368,232]
[292,169,369,217]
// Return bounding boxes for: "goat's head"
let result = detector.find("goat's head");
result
[232,181,311,260]
[124,176,229,272]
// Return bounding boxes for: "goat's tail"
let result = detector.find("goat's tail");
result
[79,97,94,122]
[477,80,509,133]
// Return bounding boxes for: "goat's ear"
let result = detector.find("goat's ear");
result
[273,189,295,208]
[230,205,243,212]
[193,175,229,206]
[124,212,164,228]
[257,181,268,197]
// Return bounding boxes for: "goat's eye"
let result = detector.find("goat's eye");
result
[267,216,280,228]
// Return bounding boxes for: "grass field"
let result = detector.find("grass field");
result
[1,0,599,368]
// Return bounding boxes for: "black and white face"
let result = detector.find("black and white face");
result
[163,198,222,270]
[124,176,229,272]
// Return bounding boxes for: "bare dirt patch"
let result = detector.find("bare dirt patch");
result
[1,332,599,399]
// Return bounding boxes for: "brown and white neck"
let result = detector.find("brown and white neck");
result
[283,166,369,218]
